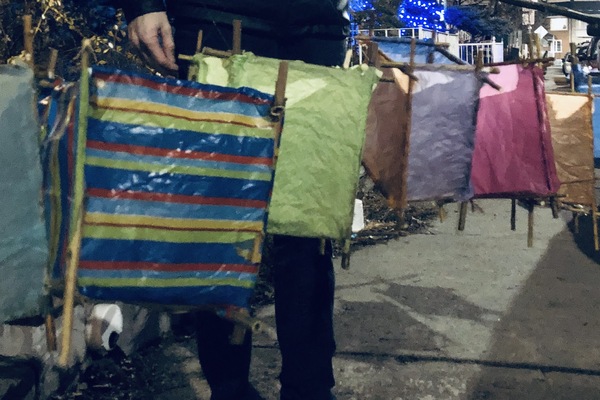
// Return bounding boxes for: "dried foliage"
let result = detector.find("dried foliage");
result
[0,0,144,79]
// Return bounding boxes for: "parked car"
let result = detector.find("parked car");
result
[562,41,591,77]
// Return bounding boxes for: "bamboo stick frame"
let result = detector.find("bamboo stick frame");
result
[23,15,34,67]
[195,30,204,54]
[58,39,92,368]
[456,54,484,232]
[554,71,600,250]
[44,295,57,352]
[511,198,517,231]
[457,55,566,245]
[56,33,288,352]
[485,57,555,68]
[570,42,578,93]
[367,41,381,68]
[587,77,600,251]
[232,20,242,55]
[58,210,83,367]
[438,200,448,223]
[397,38,417,229]
[527,200,535,248]
[457,202,468,230]
[45,48,59,80]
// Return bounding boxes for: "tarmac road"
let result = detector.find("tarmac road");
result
[246,200,600,400]
[99,199,600,400]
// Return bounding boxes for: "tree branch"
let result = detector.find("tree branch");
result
[497,0,600,24]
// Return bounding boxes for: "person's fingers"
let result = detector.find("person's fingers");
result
[141,36,172,70]
[128,25,140,48]
[159,22,177,69]
[127,12,178,74]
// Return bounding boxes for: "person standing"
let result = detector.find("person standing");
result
[119,2,350,399]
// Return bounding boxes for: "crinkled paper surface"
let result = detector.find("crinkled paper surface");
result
[0,64,47,322]
[195,53,379,239]
[471,65,560,197]
[363,68,411,210]
[407,68,481,202]
[547,93,594,207]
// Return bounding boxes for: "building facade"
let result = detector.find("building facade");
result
[545,1,600,59]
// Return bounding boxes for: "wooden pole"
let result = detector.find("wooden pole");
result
[382,62,501,91]
[195,30,204,54]
[458,202,468,231]
[396,38,417,217]
[367,41,380,68]
[47,48,58,79]
[588,81,599,251]
[528,34,535,60]
[250,232,263,264]
[426,31,436,64]
[44,296,57,352]
[202,47,233,58]
[227,309,260,345]
[484,57,555,67]
[438,202,447,223]
[23,15,34,67]
[382,61,478,71]
[476,52,484,70]
[232,20,242,55]
[341,239,351,270]
[58,210,83,367]
[271,60,288,166]
[58,39,91,368]
[593,210,600,251]
[570,42,578,93]
[274,61,288,113]
[511,198,517,231]
[527,200,534,248]
[550,197,560,219]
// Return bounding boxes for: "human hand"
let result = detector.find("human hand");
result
[128,12,178,75]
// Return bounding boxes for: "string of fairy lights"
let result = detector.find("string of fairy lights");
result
[349,0,446,32]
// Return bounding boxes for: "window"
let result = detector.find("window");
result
[552,40,563,53]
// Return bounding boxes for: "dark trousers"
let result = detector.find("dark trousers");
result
[195,237,335,400]
[173,17,345,400]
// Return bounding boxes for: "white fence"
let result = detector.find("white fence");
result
[458,39,504,64]
[357,27,459,57]
[357,27,504,64]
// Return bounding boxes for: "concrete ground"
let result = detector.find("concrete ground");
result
[135,199,600,400]
[3,200,600,400]
[248,200,600,400]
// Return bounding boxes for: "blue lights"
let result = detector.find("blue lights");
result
[349,0,375,12]
[398,0,446,31]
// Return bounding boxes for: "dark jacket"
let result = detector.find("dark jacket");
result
[121,0,349,37]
